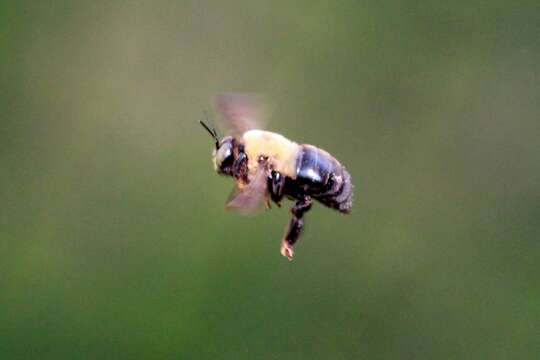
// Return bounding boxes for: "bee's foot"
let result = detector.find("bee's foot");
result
[280,241,294,261]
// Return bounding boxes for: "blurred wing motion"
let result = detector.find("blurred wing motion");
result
[226,163,269,216]
[215,93,268,134]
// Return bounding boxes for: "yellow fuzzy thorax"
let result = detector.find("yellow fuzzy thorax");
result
[242,130,300,179]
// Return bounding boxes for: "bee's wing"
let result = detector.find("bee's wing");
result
[226,163,269,216]
[215,93,268,134]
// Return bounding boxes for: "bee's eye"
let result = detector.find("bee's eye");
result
[214,141,234,173]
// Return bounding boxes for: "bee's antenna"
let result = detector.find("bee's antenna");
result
[200,112,220,149]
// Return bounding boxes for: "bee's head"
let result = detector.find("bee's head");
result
[212,136,235,175]
[200,120,235,176]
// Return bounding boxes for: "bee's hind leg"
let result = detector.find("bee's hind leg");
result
[281,196,312,261]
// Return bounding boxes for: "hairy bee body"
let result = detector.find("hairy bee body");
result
[243,130,353,213]
[242,130,299,178]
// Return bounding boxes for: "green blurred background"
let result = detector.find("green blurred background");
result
[2,1,539,359]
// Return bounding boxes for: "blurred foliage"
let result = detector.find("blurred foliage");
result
[1,1,539,359]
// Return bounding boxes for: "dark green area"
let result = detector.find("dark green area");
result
[1,1,539,359]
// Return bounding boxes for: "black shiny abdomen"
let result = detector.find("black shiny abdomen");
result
[284,145,353,213]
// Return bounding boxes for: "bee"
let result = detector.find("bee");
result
[201,94,353,260]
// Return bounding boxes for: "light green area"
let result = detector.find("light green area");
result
[1,1,539,359]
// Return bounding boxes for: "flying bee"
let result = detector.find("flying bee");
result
[200,94,353,260]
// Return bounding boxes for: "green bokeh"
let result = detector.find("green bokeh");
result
[1,1,539,359]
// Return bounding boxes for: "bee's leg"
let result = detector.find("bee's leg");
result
[281,196,312,261]
[231,152,248,182]
[268,170,285,207]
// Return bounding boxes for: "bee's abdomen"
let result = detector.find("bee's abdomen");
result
[322,167,353,213]
[293,145,353,213]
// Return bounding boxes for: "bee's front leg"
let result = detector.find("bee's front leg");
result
[232,152,248,183]
[281,196,312,261]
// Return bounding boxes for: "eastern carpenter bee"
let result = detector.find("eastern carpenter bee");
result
[201,94,353,260]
